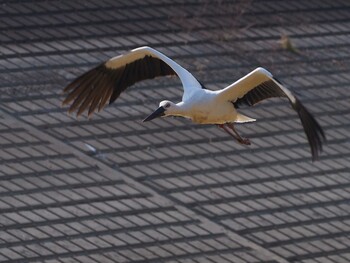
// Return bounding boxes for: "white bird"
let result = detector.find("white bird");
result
[62,46,325,161]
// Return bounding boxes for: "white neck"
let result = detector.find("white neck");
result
[167,102,189,118]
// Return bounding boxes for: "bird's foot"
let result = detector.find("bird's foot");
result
[216,124,251,145]
[237,137,251,145]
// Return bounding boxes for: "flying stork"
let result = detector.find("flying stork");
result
[62,46,325,161]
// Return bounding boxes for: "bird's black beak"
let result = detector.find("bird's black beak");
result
[143,106,165,122]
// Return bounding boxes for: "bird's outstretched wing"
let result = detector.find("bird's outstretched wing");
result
[219,67,326,161]
[62,46,201,117]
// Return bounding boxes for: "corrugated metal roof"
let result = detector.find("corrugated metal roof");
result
[1,1,350,262]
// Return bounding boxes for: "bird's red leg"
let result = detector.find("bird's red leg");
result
[217,124,234,139]
[216,124,242,143]
[217,124,250,145]
[226,123,251,145]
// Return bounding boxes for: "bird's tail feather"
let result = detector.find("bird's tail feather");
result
[235,113,256,123]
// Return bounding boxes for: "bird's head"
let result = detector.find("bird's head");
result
[143,100,176,122]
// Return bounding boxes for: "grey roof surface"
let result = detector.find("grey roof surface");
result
[1,0,350,262]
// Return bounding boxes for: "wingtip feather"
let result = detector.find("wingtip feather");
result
[62,48,179,118]
[294,98,326,161]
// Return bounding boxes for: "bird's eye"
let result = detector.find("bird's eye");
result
[165,103,170,108]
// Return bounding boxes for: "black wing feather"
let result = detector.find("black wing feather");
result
[233,78,325,161]
[62,55,176,117]
[291,97,325,161]
[233,80,286,108]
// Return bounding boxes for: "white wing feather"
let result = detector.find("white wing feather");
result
[106,46,202,100]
